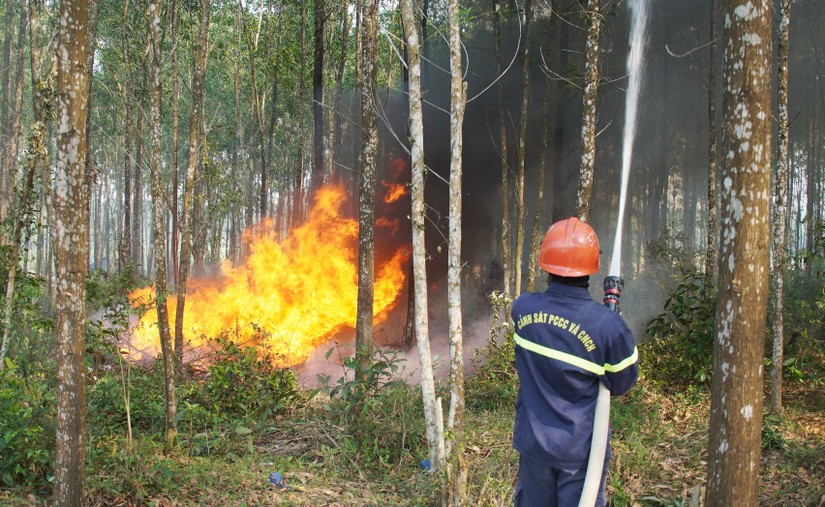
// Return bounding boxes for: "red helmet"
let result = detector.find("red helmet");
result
[538,217,600,276]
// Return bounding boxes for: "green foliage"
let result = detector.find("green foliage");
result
[198,337,300,423]
[466,290,518,411]
[315,347,424,466]
[0,359,55,489]
[85,263,142,312]
[643,268,716,390]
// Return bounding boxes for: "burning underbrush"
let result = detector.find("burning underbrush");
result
[128,183,410,369]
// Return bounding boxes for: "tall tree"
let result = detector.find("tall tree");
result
[528,0,556,292]
[176,0,211,369]
[513,0,533,296]
[53,0,91,503]
[446,0,467,501]
[0,0,29,367]
[706,0,720,283]
[355,0,379,376]
[493,0,512,298]
[576,0,601,221]
[399,0,446,474]
[0,0,16,218]
[170,0,181,287]
[313,0,325,180]
[146,0,177,449]
[706,1,772,504]
[770,0,791,415]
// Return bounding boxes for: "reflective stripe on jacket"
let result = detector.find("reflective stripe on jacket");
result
[511,282,638,468]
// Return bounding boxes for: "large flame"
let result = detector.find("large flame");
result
[129,184,409,367]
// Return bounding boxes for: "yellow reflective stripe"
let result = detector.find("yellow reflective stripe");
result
[605,347,638,373]
[514,334,638,376]
[514,333,604,375]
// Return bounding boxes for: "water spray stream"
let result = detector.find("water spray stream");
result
[580,1,649,505]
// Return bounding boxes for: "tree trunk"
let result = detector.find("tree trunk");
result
[528,0,556,293]
[53,0,91,504]
[313,0,325,181]
[146,0,177,450]
[176,0,210,372]
[576,0,601,222]
[446,0,467,501]
[399,0,446,474]
[0,0,15,219]
[355,0,378,377]
[706,1,771,504]
[493,0,511,298]
[705,0,719,284]
[170,0,180,289]
[240,1,268,219]
[770,0,791,415]
[513,0,533,296]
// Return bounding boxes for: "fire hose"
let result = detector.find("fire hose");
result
[577,275,623,507]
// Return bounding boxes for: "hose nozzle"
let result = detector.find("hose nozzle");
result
[603,275,624,313]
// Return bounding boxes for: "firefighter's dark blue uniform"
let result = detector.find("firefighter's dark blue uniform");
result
[511,280,638,507]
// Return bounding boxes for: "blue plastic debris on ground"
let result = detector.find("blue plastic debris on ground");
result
[268,471,289,489]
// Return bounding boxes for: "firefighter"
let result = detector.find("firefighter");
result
[511,217,639,507]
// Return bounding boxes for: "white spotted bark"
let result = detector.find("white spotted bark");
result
[399,0,446,473]
[576,0,601,220]
[146,0,177,449]
[355,0,378,376]
[706,1,772,504]
[53,0,91,504]
[770,0,791,415]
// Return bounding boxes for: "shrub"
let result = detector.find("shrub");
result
[643,268,715,390]
[0,358,55,489]
[466,290,518,411]
[316,347,424,466]
[198,337,300,423]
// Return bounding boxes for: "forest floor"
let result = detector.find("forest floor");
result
[1,350,824,506]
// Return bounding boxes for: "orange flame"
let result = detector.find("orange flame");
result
[381,181,408,203]
[129,184,408,367]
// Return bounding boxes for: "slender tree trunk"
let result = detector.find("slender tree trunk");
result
[53,0,91,503]
[329,1,351,179]
[355,0,378,377]
[296,0,307,225]
[170,0,180,289]
[313,0,325,181]
[399,0,446,474]
[706,1,771,504]
[493,0,511,298]
[528,0,556,292]
[446,0,467,501]
[576,0,601,221]
[240,1,268,219]
[133,106,144,271]
[146,0,177,450]
[770,0,791,415]
[513,0,533,296]
[176,0,210,371]
[0,0,15,219]
[706,0,719,284]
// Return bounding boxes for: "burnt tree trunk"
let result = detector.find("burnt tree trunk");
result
[576,0,601,221]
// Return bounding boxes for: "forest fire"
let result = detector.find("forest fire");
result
[128,184,409,367]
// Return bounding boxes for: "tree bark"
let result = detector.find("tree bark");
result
[355,0,378,377]
[53,0,91,504]
[770,0,791,415]
[146,0,177,450]
[576,0,601,221]
[513,0,533,296]
[493,0,511,298]
[528,0,556,293]
[399,0,446,474]
[706,0,719,284]
[313,0,325,181]
[446,0,467,501]
[0,0,15,219]
[170,0,180,289]
[176,0,211,372]
[706,1,771,504]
